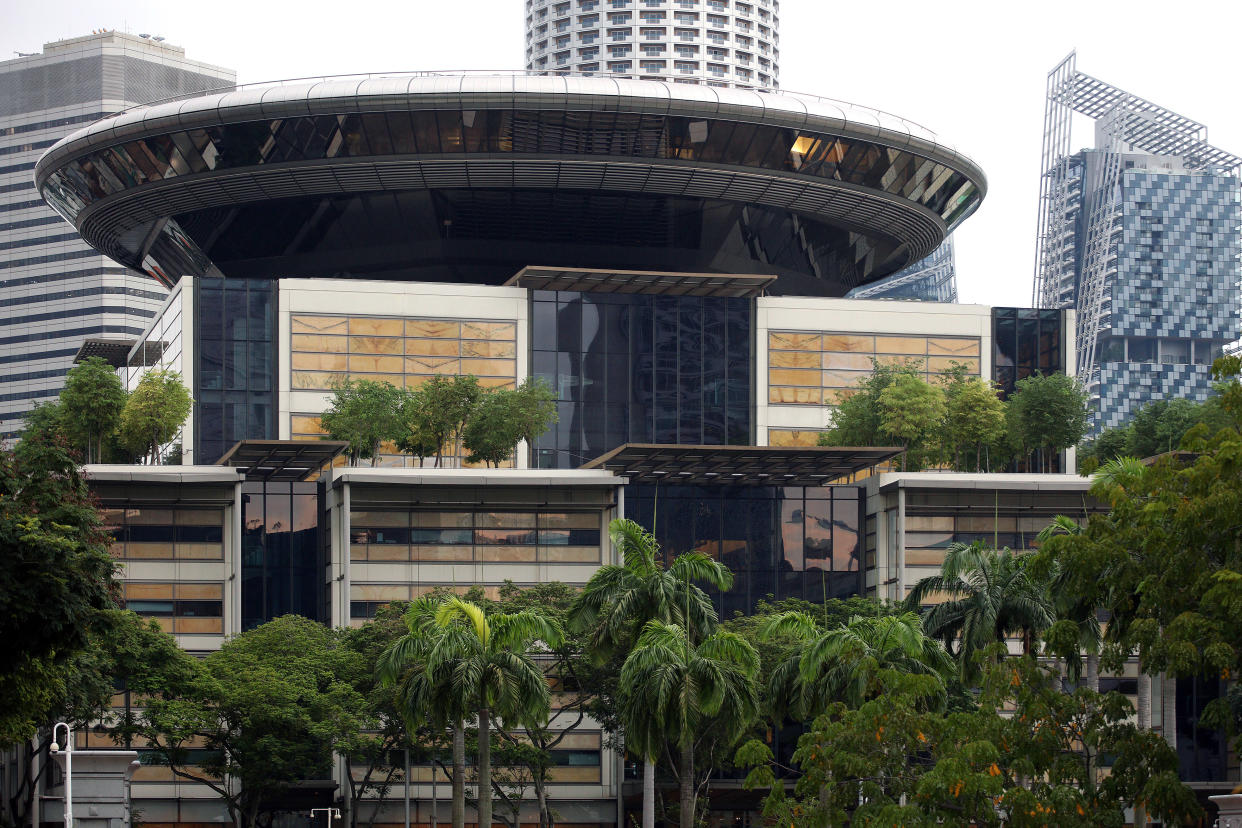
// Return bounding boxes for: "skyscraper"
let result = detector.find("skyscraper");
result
[1032,52,1241,433]
[524,0,779,89]
[846,238,958,302]
[0,31,234,439]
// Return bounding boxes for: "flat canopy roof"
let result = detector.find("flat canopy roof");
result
[580,443,902,486]
[216,439,348,481]
[74,338,135,367]
[505,266,776,298]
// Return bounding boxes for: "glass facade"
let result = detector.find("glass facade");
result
[531,291,750,468]
[241,481,324,630]
[1175,677,1228,783]
[195,278,276,463]
[625,484,862,617]
[121,582,224,636]
[165,188,905,296]
[990,307,1064,399]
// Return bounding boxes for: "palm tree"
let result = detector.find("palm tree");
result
[620,621,759,828]
[762,610,953,717]
[569,518,734,828]
[903,541,1054,682]
[1036,515,1103,693]
[378,597,472,828]
[380,596,563,828]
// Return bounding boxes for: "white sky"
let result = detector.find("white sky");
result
[6,0,1242,307]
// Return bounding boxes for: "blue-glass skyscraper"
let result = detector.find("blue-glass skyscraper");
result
[1033,53,1241,433]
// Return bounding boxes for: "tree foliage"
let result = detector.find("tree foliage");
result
[943,371,1008,472]
[59,357,128,464]
[1081,395,1231,469]
[463,378,557,467]
[320,378,407,466]
[141,615,369,828]
[118,369,192,464]
[877,373,946,471]
[1006,372,1088,472]
[739,657,1198,827]
[0,437,118,746]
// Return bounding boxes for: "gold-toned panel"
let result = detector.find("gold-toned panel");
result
[366,546,410,562]
[460,358,517,377]
[461,340,517,358]
[291,334,347,353]
[767,429,825,447]
[176,618,224,635]
[349,372,404,387]
[822,352,874,371]
[906,549,947,567]
[822,369,869,389]
[768,350,821,368]
[481,547,538,563]
[349,317,404,337]
[927,356,980,373]
[291,371,346,390]
[874,335,929,354]
[291,316,348,334]
[479,377,516,389]
[822,334,874,352]
[875,354,923,368]
[406,319,461,338]
[928,337,980,356]
[462,321,516,340]
[125,583,174,599]
[906,515,954,531]
[349,336,403,355]
[769,387,822,404]
[292,352,349,371]
[770,368,821,387]
[349,355,404,373]
[406,338,461,357]
[405,357,461,375]
[176,583,223,600]
[768,332,822,351]
[175,543,223,560]
[291,415,325,435]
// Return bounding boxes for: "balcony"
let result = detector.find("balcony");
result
[581,33,599,42]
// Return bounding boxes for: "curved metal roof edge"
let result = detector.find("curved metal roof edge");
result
[35,74,986,197]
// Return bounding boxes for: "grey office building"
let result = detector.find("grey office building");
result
[0,31,233,439]
[1033,52,1241,433]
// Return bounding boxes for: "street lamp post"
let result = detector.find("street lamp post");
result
[50,722,73,828]
[310,806,341,828]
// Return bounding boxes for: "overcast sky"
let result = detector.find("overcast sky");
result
[7,0,1242,307]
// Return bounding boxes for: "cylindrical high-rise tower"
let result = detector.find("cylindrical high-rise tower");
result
[524,0,779,89]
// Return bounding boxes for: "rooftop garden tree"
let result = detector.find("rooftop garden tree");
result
[320,378,407,467]
[59,356,128,464]
[878,371,946,471]
[1006,372,1088,472]
[118,369,192,465]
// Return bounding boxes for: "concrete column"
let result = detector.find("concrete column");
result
[1210,794,1242,827]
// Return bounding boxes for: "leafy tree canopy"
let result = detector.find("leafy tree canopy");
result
[739,657,1198,827]
[321,378,407,466]
[1006,372,1088,472]
[118,369,192,465]
[141,615,369,828]
[60,357,128,464]
[0,437,117,746]
[1081,395,1231,469]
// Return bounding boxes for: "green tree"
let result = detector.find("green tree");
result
[379,596,472,828]
[412,375,483,466]
[904,542,1054,682]
[569,519,733,828]
[620,621,759,828]
[944,375,1007,471]
[397,385,443,467]
[59,356,127,463]
[761,610,953,718]
[1006,372,1088,472]
[463,378,558,468]
[381,596,562,828]
[141,615,369,828]
[739,657,1198,827]
[19,400,66,445]
[3,609,198,828]
[320,379,407,466]
[878,373,946,471]
[118,369,192,465]
[819,360,922,449]
[0,437,117,747]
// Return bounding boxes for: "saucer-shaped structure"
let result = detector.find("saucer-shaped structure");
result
[36,73,986,296]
